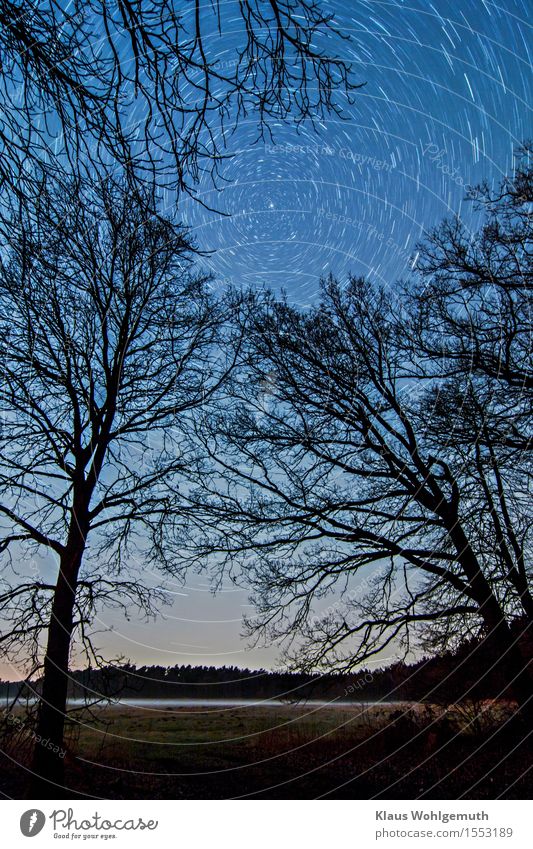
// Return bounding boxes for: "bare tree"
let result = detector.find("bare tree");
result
[187,274,532,722]
[0,171,239,794]
[0,0,361,797]
[406,148,533,631]
[0,0,358,197]
[409,144,532,452]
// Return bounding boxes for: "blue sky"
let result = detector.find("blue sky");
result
[181,0,531,303]
[2,0,531,680]
[102,0,532,674]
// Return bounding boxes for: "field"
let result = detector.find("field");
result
[1,701,531,799]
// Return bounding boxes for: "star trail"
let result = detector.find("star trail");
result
[181,0,531,306]
[1,0,531,676]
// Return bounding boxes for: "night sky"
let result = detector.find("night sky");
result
[3,0,532,679]
[183,0,532,305]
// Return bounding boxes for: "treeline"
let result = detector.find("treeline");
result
[2,630,529,704]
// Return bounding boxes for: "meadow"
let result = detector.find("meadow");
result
[1,701,530,799]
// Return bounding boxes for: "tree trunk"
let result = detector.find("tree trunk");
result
[29,541,84,798]
[481,607,533,730]
[499,622,533,718]
[445,519,533,725]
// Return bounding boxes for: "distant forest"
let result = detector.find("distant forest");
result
[2,631,529,705]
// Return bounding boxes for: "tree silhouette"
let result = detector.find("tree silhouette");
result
[0,0,361,797]
[0,0,358,197]
[407,150,533,633]
[189,267,531,720]
[409,143,532,452]
[0,171,239,794]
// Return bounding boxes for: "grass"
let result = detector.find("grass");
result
[1,701,531,799]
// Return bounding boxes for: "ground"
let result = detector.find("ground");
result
[0,702,531,799]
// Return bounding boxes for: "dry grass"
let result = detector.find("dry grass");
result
[1,701,530,799]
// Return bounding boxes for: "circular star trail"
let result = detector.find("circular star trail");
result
[181,0,531,310]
